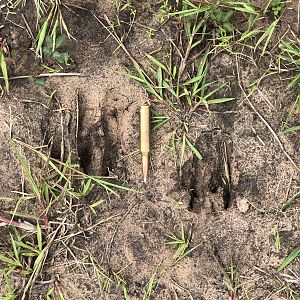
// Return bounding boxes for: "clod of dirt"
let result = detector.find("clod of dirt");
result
[236,197,250,213]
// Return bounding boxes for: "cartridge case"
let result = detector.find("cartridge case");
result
[140,105,150,182]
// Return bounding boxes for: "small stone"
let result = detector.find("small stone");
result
[237,198,249,213]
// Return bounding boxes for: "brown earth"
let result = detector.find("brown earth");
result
[0,0,300,299]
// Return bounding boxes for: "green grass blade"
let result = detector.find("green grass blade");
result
[36,20,49,55]
[183,73,205,86]
[124,68,146,83]
[10,234,20,263]
[15,241,40,254]
[287,73,300,89]
[175,244,200,263]
[156,67,163,97]
[255,19,279,56]
[277,246,300,271]
[89,199,105,214]
[123,286,130,300]
[36,223,43,252]
[146,54,168,73]
[226,1,258,14]
[185,137,202,160]
[239,28,261,42]
[283,125,300,133]
[127,67,163,101]
[142,274,158,300]
[0,50,9,93]
[90,176,137,196]
[203,82,227,100]
[0,254,22,267]
[281,191,300,211]
[162,79,178,98]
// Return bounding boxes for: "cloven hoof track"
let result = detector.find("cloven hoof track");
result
[181,129,234,212]
[77,102,121,177]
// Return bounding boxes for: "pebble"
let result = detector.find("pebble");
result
[237,198,249,213]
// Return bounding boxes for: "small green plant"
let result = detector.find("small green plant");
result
[166,224,200,263]
[278,33,300,132]
[210,8,234,32]
[90,257,131,298]
[282,95,300,133]
[33,0,74,57]
[92,260,113,292]
[270,0,285,17]
[156,0,175,23]
[0,227,43,276]
[279,34,300,86]
[0,224,48,300]
[170,0,258,53]
[171,0,257,18]
[12,139,134,228]
[43,34,69,65]
[170,197,184,208]
[115,0,136,27]
[142,273,159,300]
[223,261,242,299]
[146,28,155,39]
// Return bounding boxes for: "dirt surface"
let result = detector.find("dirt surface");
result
[0,0,300,299]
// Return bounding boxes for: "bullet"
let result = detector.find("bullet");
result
[140,105,151,183]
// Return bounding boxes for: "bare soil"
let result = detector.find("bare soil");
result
[0,0,300,299]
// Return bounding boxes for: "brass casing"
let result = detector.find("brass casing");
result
[140,105,150,182]
[140,105,150,154]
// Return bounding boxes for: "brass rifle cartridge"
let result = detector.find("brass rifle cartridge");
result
[140,105,150,182]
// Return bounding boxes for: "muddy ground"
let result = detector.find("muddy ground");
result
[0,0,300,299]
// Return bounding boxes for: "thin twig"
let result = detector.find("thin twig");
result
[75,89,79,154]
[0,73,83,81]
[297,0,300,33]
[21,13,35,40]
